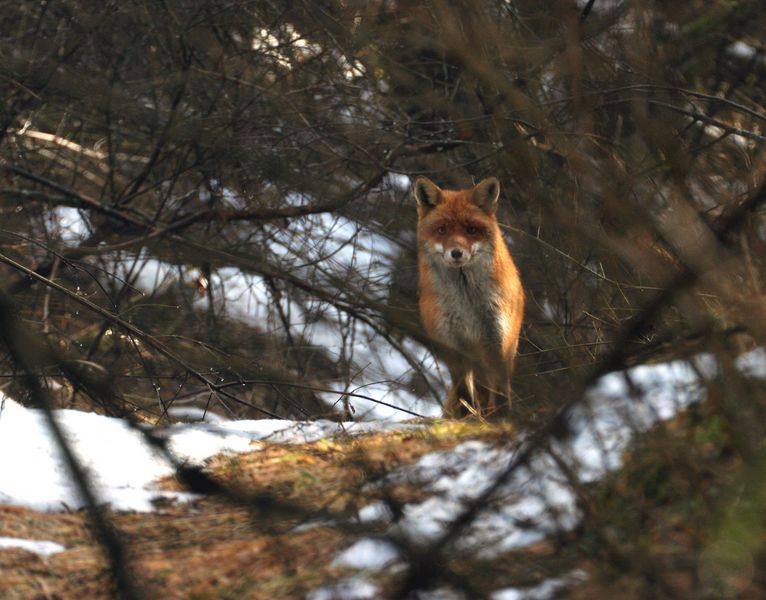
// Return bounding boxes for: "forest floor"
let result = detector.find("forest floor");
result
[0,420,549,599]
[0,407,760,599]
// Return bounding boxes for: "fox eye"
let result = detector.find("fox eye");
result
[466,225,477,235]
[437,225,447,235]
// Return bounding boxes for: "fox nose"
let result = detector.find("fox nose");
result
[450,249,463,260]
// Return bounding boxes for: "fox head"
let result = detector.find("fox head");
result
[413,176,501,268]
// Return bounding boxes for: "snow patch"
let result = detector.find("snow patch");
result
[727,40,765,64]
[51,207,89,245]
[357,500,394,523]
[0,537,66,557]
[307,577,379,600]
[332,538,400,569]
[347,350,765,566]
[0,395,417,513]
[165,406,228,423]
[492,570,588,600]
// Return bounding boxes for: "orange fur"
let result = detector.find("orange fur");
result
[414,176,524,418]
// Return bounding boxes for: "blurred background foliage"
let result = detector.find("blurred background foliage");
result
[2,1,766,594]
[3,0,765,421]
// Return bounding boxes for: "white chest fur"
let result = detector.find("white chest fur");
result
[427,254,504,351]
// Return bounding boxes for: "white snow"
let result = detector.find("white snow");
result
[126,256,443,422]
[332,538,400,569]
[0,536,66,557]
[727,40,765,64]
[0,397,179,512]
[417,589,465,600]
[51,206,90,245]
[306,577,379,600]
[348,349,765,564]
[357,500,394,523]
[0,394,413,512]
[736,347,766,378]
[2,347,765,600]
[116,205,446,423]
[492,570,588,600]
[388,173,413,190]
[164,406,228,423]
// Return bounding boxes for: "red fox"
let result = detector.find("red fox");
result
[414,176,524,418]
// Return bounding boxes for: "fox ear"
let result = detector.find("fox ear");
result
[473,177,501,214]
[413,177,442,211]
